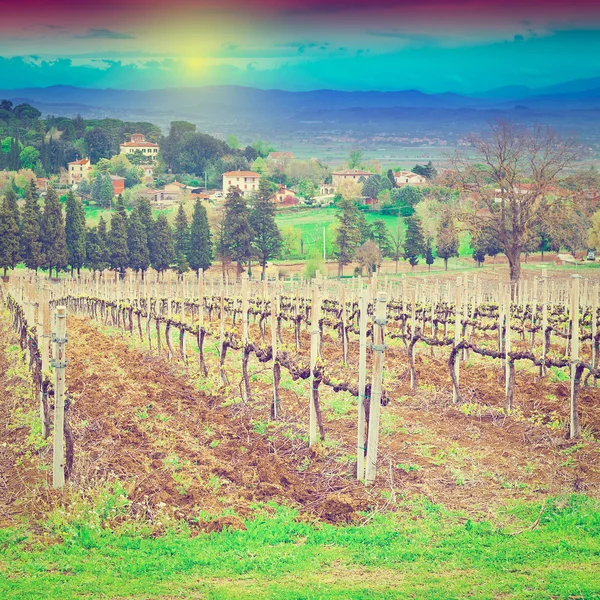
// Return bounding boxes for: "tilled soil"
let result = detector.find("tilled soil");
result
[1,313,599,530]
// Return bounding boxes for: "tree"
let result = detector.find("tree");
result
[65,190,86,276]
[371,219,391,256]
[107,211,129,276]
[40,187,68,278]
[227,134,240,150]
[403,216,425,269]
[19,146,40,170]
[425,239,435,270]
[4,189,20,230]
[389,218,405,273]
[347,149,364,169]
[335,198,362,277]
[137,197,154,239]
[362,174,391,199]
[455,120,577,290]
[0,196,20,277]
[355,240,382,276]
[84,127,112,163]
[387,169,397,189]
[150,213,175,276]
[127,205,150,279]
[20,182,44,272]
[250,178,282,279]
[188,199,212,275]
[173,202,189,260]
[436,214,459,271]
[100,172,114,209]
[252,157,267,174]
[85,225,109,275]
[412,161,437,180]
[222,187,253,278]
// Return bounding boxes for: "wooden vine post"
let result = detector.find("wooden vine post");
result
[309,279,322,446]
[569,275,581,439]
[241,277,251,402]
[504,288,515,412]
[271,291,281,419]
[38,286,50,438]
[452,277,462,403]
[52,306,67,489]
[365,291,388,485]
[356,288,369,481]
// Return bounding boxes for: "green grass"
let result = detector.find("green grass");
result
[1,495,599,599]
[83,204,177,227]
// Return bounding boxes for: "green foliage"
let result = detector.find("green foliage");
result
[107,211,129,274]
[65,190,86,275]
[40,187,68,277]
[173,202,190,259]
[0,194,20,276]
[436,214,459,270]
[335,198,362,276]
[150,213,175,274]
[187,199,212,275]
[250,178,282,278]
[127,206,150,276]
[19,181,44,272]
[403,215,425,268]
[222,187,253,270]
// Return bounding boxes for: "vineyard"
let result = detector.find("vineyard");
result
[2,269,600,597]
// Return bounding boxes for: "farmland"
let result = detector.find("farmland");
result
[1,267,600,598]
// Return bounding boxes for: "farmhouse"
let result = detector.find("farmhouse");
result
[332,169,373,189]
[109,175,125,196]
[320,183,336,196]
[275,186,299,206]
[223,171,261,196]
[394,171,427,187]
[67,158,93,186]
[120,133,160,162]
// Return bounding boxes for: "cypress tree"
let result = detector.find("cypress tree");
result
[188,198,212,276]
[65,190,86,276]
[250,178,281,280]
[222,186,253,278]
[335,198,362,277]
[40,187,68,278]
[20,183,44,272]
[5,189,20,230]
[387,169,397,188]
[403,215,426,270]
[137,197,154,239]
[173,202,190,259]
[107,210,129,276]
[150,213,175,276]
[85,225,109,275]
[115,194,127,221]
[100,172,114,209]
[127,205,150,279]
[0,196,20,277]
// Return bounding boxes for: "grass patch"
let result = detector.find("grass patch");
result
[1,495,599,599]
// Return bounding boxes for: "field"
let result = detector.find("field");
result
[1,268,600,599]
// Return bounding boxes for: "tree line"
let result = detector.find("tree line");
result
[0,179,282,281]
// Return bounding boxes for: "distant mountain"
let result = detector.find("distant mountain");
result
[1,84,599,147]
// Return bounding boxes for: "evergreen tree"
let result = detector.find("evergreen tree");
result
[20,182,44,272]
[127,206,150,278]
[173,202,190,259]
[115,194,127,219]
[0,196,20,277]
[371,219,391,256]
[65,190,86,276]
[222,186,253,277]
[150,213,175,276]
[40,187,68,278]
[100,172,114,209]
[335,198,362,277]
[91,173,102,205]
[436,214,459,271]
[174,251,189,276]
[250,179,282,279]
[403,215,425,269]
[107,210,129,276]
[85,225,109,275]
[136,197,154,239]
[425,239,435,271]
[5,189,20,230]
[187,198,212,276]
[387,169,397,188]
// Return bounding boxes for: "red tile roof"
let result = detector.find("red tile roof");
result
[120,141,159,148]
[68,158,91,166]
[223,171,261,177]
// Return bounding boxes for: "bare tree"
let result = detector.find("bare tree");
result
[355,240,383,277]
[453,120,578,289]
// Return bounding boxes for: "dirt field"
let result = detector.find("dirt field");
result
[2,309,599,531]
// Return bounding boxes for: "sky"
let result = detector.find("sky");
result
[1,0,599,93]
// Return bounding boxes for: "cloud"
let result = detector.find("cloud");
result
[74,28,135,40]
[514,34,524,42]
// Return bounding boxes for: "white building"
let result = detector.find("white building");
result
[222,171,261,196]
